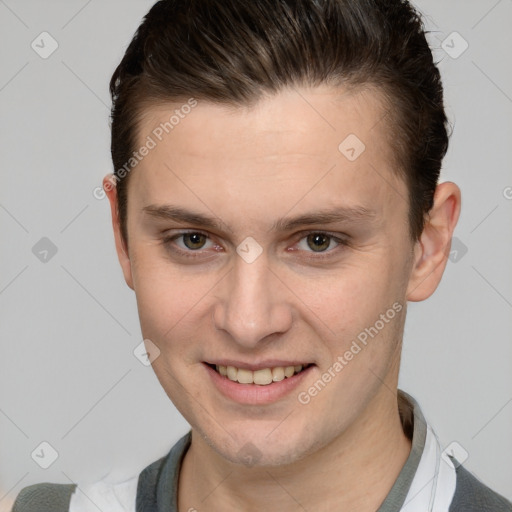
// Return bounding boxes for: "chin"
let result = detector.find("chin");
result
[200,420,319,468]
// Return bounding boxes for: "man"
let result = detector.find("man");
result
[12,0,512,510]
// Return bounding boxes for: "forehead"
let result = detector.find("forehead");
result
[136,85,393,159]
[130,85,406,231]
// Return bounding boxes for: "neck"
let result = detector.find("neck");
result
[178,386,412,512]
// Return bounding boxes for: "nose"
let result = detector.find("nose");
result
[212,251,293,348]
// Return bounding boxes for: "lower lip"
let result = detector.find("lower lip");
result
[203,363,315,405]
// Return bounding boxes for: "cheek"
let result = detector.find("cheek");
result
[129,232,408,353]
[284,255,398,327]
[129,249,213,348]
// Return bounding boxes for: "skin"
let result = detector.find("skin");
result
[104,85,461,511]
[0,495,15,512]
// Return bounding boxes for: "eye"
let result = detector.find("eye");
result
[178,232,210,250]
[161,231,218,258]
[295,232,344,254]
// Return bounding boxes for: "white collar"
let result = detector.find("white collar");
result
[400,423,457,511]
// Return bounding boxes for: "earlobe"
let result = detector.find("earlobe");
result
[103,174,135,291]
[406,181,461,302]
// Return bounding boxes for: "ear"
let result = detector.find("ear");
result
[406,181,461,302]
[103,174,134,290]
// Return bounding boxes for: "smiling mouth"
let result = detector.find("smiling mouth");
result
[206,363,312,386]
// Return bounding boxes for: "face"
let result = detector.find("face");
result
[110,85,419,466]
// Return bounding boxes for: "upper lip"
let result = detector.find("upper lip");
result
[204,360,313,371]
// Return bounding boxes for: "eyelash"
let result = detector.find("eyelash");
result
[160,230,348,261]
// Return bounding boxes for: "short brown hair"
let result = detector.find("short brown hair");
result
[109,0,450,246]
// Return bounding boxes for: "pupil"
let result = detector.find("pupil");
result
[308,233,330,252]
[184,233,206,249]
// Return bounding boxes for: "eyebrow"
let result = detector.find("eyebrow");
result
[143,204,230,232]
[142,204,378,233]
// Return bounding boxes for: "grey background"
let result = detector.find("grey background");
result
[0,0,511,508]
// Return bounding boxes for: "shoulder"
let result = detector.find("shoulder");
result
[68,473,139,511]
[10,455,169,512]
[449,464,512,512]
[10,433,190,512]
[11,483,77,512]
[12,474,140,512]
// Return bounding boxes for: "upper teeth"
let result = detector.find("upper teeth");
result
[216,365,304,385]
